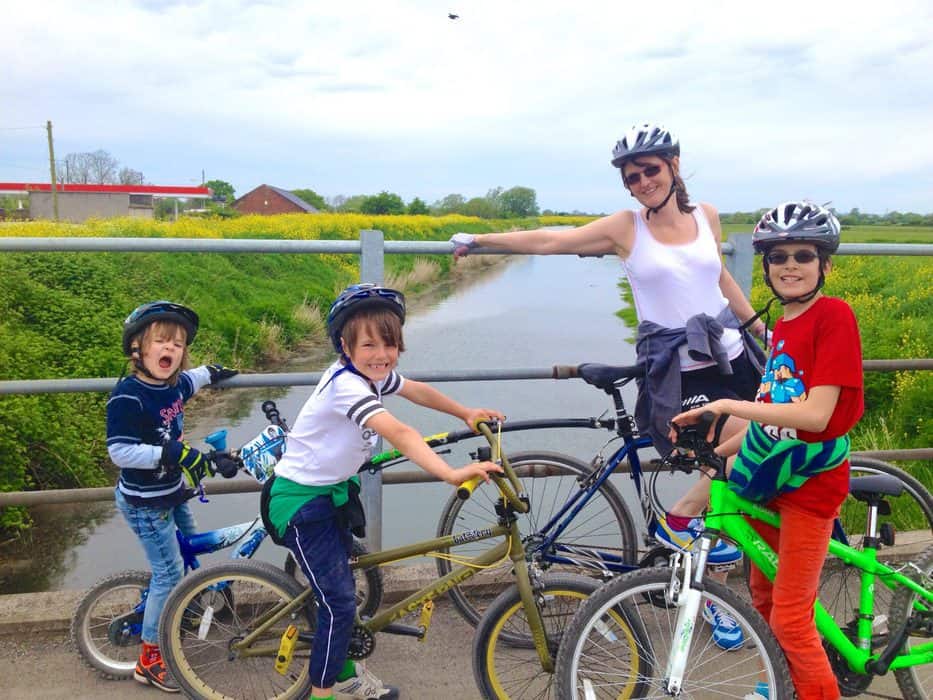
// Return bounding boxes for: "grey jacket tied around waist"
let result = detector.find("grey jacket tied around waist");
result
[634,307,766,456]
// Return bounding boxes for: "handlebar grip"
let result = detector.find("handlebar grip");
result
[457,475,486,500]
[552,365,579,379]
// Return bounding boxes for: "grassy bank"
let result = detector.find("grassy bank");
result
[0,213,591,532]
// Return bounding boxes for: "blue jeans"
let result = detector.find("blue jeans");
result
[114,488,197,645]
[282,495,355,689]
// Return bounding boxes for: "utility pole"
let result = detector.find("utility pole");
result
[46,120,59,220]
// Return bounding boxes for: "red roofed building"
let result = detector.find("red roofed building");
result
[233,185,319,216]
[0,183,213,222]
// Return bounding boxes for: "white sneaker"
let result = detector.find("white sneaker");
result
[334,661,400,699]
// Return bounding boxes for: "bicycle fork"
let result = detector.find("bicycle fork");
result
[665,538,713,695]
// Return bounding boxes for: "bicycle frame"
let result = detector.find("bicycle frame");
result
[232,424,560,673]
[670,475,933,688]
[178,518,269,572]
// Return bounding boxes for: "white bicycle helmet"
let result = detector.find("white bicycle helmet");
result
[753,201,841,254]
[611,124,680,168]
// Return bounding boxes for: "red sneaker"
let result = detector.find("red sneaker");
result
[134,644,180,693]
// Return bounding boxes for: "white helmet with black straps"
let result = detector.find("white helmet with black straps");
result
[611,124,680,168]
[753,201,841,254]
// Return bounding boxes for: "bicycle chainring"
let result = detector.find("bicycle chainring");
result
[346,625,375,659]
[107,611,143,647]
[823,639,872,696]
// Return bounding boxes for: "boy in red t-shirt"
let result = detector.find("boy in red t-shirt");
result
[671,200,863,700]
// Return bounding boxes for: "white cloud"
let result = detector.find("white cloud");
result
[2,0,932,212]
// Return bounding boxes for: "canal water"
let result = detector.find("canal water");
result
[2,254,692,594]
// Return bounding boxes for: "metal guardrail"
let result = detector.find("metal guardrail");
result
[1,232,931,549]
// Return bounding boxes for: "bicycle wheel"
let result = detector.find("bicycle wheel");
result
[160,560,314,700]
[557,567,795,699]
[283,538,384,618]
[472,573,611,699]
[437,450,638,629]
[71,570,150,679]
[889,544,933,700]
[817,457,933,644]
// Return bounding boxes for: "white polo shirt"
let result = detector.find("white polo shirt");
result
[273,360,405,486]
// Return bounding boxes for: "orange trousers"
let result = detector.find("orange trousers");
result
[749,505,841,700]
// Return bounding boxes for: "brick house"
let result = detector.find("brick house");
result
[233,185,319,215]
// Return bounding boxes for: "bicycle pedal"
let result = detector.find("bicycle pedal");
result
[417,601,434,643]
[275,624,298,675]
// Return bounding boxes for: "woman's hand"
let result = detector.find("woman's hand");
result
[463,407,506,432]
[450,232,478,259]
[448,460,503,485]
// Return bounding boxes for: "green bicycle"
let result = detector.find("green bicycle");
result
[157,422,626,699]
[555,413,932,699]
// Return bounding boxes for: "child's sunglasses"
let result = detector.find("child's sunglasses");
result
[623,164,662,186]
[765,250,820,265]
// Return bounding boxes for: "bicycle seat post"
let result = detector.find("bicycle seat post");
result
[609,385,636,438]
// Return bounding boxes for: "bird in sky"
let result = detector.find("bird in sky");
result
[448,13,459,20]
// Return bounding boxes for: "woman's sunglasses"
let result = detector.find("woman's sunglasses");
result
[623,164,662,186]
[765,250,820,265]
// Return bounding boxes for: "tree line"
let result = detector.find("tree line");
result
[721,208,933,227]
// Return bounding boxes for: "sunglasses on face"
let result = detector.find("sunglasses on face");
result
[623,164,662,186]
[765,250,820,265]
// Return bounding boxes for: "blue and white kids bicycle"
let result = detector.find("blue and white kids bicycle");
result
[71,401,380,679]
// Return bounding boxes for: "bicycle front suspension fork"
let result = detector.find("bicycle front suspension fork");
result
[665,538,712,694]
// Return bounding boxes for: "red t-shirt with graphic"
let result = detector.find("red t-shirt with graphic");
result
[754,296,864,518]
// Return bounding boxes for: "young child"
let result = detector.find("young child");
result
[267,283,504,700]
[106,301,239,693]
[671,201,864,700]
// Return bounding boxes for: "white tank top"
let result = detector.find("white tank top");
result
[622,205,743,370]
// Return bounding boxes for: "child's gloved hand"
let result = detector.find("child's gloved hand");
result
[210,451,241,479]
[207,364,239,384]
[450,232,478,258]
[161,440,210,488]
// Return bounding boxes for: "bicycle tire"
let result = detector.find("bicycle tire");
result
[889,543,933,700]
[436,450,638,630]
[472,573,609,699]
[70,569,151,679]
[557,566,796,699]
[160,560,314,700]
[817,457,933,640]
[283,538,384,619]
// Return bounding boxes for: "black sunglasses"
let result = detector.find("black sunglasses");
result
[765,250,820,265]
[623,164,662,186]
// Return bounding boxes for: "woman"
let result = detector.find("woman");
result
[451,123,767,649]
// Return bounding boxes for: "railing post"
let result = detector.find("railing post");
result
[359,229,385,551]
[725,232,754,299]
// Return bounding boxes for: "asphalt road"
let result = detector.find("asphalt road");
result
[0,597,485,700]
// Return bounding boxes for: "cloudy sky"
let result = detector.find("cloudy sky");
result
[2,1,932,214]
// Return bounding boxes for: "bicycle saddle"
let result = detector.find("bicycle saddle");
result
[849,473,904,504]
[576,363,643,390]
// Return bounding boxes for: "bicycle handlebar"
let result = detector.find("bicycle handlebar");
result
[473,422,529,513]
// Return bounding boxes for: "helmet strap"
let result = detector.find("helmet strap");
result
[763,264,825,305]
[645,172,677,220]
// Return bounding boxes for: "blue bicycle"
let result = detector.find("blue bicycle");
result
[71,402,383,679]
[434,363,933,634]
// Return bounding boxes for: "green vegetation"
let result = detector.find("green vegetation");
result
[0,213,589,533]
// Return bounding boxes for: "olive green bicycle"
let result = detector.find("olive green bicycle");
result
[157,422,630,699]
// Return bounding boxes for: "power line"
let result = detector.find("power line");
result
[0,125,45,131]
